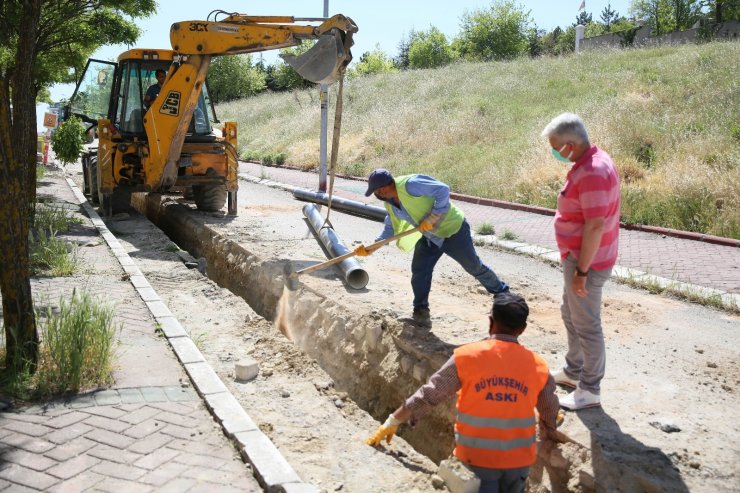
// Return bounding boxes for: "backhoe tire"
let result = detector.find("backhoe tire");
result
[193,185,227,212]
[89,156,100,205]
[82,154,91,196]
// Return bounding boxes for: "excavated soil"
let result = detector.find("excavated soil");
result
[71,170,739,493]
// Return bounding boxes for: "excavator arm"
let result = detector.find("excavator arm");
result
[143,13,357,191]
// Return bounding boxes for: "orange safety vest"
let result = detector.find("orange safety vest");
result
[453,339,550,469]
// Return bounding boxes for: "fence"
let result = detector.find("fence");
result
[581,20,739,50]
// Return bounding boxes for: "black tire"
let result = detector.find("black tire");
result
[89,156,100,205]
[183,186,194,200]
[82,154,91,196]
[193,185,227,212]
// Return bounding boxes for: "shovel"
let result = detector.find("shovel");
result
[284,226,421,290]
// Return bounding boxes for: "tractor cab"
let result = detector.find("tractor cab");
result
[68,50,216,139]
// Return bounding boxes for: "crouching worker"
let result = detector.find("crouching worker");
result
[367,292,560,493]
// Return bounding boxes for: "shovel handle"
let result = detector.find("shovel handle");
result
[294,226,421,276]
[364,226,421,253]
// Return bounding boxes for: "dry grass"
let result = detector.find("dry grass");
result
[217,41,740,238]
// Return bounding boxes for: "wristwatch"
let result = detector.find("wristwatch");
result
[575,267,589,277]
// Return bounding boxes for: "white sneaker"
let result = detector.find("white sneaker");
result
[552,369,579,389]
[559,386,601,410]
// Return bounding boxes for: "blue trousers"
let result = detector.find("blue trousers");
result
[467,464,530,493]
[410,220,508,309]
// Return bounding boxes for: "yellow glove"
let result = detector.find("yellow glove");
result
[354,245,371,257]
[366,414,402,446]
[419,213,442,232]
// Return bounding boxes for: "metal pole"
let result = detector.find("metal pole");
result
[318,0,329,192]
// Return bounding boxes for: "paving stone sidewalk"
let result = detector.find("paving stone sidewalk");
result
[0,175,266,492]
[240,162,740,299]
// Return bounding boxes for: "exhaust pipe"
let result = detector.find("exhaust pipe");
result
[301,203,369,290]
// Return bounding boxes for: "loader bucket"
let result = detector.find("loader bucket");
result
[281,28,351,85]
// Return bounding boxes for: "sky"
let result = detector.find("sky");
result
[40,0,633,128]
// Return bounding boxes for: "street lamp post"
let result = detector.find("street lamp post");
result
[318,0,329,192]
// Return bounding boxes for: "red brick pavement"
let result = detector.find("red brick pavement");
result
[241,162,739,294]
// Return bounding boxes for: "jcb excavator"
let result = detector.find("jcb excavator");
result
[67,10,357,216]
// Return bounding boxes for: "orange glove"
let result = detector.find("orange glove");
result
[366,414,402,446]
[419,213,442,232]
[354,245,371,257]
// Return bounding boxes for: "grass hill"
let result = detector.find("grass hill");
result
[217,41,740,239]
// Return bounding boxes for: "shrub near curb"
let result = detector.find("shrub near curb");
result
[51,116,85,166]
[37,291,119,395]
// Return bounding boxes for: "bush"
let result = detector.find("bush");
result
[30,230,79,276]
[51,116,85,166]
[455,0,532,61]
[499,228,519,241]
[37,291,119,393]
[34,203,82,233]
[348,46,399,78]
[408,26,457,69]
[208,55,266,103]
[476,222,496,235]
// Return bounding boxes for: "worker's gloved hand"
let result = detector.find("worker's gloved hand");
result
[366,414,402,446]
[354,245,371,257]
[419,213,443,232]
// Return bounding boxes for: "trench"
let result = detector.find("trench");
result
[129,192,666,493]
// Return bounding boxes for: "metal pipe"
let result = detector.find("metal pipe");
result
[302,203,369,290]
[293,188,386,222]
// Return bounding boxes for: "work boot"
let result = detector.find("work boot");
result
[399,307,432,328]
[411,307,432,328]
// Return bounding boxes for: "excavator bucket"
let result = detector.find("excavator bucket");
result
[281,28,351,85]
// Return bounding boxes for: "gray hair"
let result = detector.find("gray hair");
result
[541,113,590,145]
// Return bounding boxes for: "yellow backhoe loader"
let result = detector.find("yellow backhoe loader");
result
[66,10,357,216]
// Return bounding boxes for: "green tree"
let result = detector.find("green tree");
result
[408,26,457,69]
[630,0,701,34]
[394,30,415,69]
[601,2,622,28]
[709,0,740,22]
[207,55,266,103]
[575,11,594,25]
[526,26,545,57]
[348,46,398,78]
[456,0,532,61]
[0,0,155,373]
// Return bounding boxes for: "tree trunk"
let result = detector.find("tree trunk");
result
[0,0,42,372]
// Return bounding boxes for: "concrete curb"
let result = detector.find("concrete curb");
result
[64,177,318,493]
[239,174,740,311]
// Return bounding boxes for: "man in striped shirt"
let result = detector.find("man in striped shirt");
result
[541,113,621,411]
[367,292,560,492]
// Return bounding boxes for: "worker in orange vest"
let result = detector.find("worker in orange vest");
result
[367,292,560,493]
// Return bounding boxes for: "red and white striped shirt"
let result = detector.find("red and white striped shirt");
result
[555,145,621,271]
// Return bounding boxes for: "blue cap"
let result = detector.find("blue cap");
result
[364,168,394,196]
